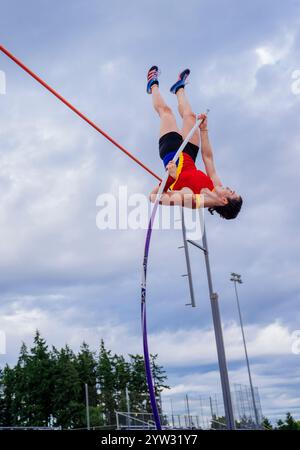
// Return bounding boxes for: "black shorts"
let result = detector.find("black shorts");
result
[159,131,199,167]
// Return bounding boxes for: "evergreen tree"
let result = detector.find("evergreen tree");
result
[128,353,169,414]
[25,330,54,425]
[128,354,148,412]
[277,412,300,430]
[51,345,82,428]
[75,342,104,428]
[236,414,256,429]
[0,333,170,429]
[111,354,130,412]
[261,416,273,429]
[97,340,116,425]
[0,365,15,426]
[210,414,226,429]
[150,354,169,413]
[0,369,5,425]
[13,342,30,425]
[76,342,98,408]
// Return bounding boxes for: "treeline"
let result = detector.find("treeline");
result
[0,331,169,429]
[262,413,300,430]
[211,413,300,430]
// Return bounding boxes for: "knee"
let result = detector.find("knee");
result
[158,105,173,117]
[183,111,196,121]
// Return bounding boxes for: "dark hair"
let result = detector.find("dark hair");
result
[208,196,243,220]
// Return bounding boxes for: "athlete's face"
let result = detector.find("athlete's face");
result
[214,185,240,203]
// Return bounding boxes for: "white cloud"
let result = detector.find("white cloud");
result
[148,320,296,366]
[0,300,296,367]
[255,32,294,67]
[255,47,277,66]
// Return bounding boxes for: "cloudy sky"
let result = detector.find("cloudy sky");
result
[0,0,300,425]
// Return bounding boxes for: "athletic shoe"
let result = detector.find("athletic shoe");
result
[147,65,160,94]
[170,68,190,94]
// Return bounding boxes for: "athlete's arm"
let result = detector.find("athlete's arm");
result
[150,187,196,208]
[198,115,222,187]
[149,160,177,201]
[149,187,221,210]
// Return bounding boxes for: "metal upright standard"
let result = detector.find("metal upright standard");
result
[230,273,260,427]
[179,207,196,307]
[180,209,236,430]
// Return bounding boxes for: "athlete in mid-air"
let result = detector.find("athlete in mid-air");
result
[148,66,243,219]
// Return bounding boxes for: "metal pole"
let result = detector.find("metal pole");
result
[170,398,175,428]
[202,223,235,429]
[85,383,90,430]
[215,393,219,418]
[181,208,196,307]
[209,396,214,418]
[186,394,192,428]
[180,211,236,429]
[230,273,260,427]
[199,396,204,429]
[125,386,131,429]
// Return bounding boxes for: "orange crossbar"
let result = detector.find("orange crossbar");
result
[0,45,161,182]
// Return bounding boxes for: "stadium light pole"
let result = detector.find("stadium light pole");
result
[230,273,260,427]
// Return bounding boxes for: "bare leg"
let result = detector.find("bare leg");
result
[151,85,180,138]
[176,87,193,117]
[176,88,199,147]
